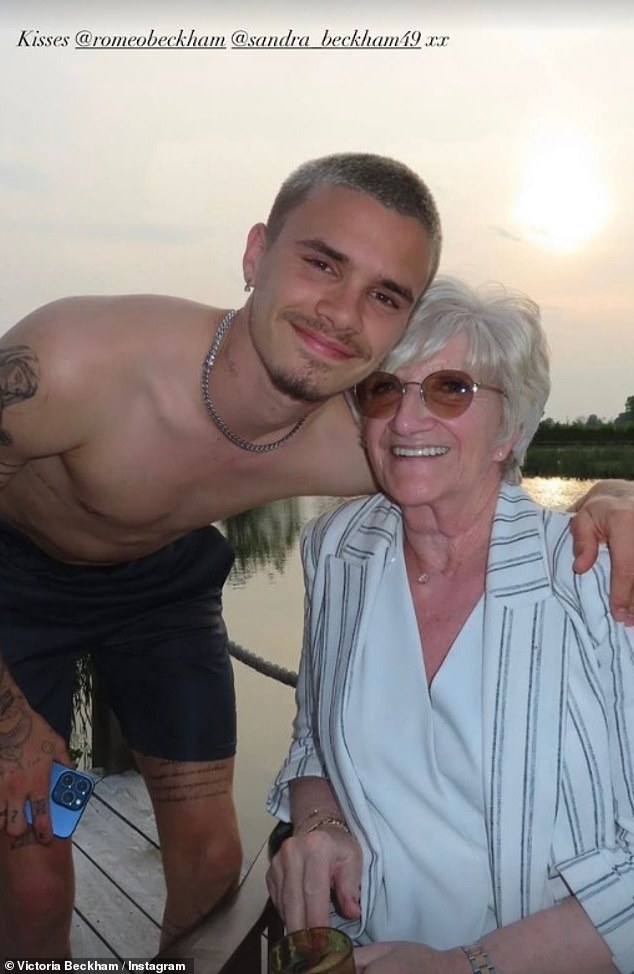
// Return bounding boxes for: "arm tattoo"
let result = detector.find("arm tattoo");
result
[0,345,39,446]
[0,687,33,762]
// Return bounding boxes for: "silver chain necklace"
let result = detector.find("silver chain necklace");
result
[201,309,307,453]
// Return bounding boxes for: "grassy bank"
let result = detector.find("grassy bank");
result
[524,444,634,479]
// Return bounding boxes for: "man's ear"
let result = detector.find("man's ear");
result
[242,222,267,285]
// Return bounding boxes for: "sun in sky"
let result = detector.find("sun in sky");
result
[513,133,611,253]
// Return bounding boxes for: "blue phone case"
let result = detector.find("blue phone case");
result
[25,761,95,838]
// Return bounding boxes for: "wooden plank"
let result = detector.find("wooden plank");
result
[69,770,263,960]
[74,795,165,923]
[91,770,159,845]
[71,914,117,958]
[70,771,163,958]
[73,845,161,958]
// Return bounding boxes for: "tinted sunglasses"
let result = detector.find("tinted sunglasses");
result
[355,369,507,420]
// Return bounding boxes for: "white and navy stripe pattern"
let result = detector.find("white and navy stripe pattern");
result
[267,485,634,973]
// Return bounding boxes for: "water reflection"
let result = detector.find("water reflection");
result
[224,497,303,583]
[523,476,592,511]
[223,478,593,586]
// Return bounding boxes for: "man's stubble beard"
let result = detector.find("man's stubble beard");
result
[268,359,335,405]
[250,306,371,404]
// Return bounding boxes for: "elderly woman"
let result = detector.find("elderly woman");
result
[266,278,634,974]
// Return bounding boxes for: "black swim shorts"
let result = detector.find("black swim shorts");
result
[0,522,236,762]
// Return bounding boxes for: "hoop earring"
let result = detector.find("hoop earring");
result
[244,282,253,293]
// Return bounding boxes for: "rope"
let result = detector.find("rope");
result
[228,640,298,688]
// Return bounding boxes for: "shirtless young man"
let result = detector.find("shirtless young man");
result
[0,153,632,958]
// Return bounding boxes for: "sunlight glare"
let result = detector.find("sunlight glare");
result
[525,477,596,511]
[514,136,610,253]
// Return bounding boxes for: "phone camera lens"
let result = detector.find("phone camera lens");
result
[61,773,75,788]
[61,790,75,806]
[76,779,90,794]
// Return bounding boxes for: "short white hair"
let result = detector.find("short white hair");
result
[370,276,551,484]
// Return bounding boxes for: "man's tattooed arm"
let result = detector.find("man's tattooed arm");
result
[0,344,39,447]
[0,656,33,764]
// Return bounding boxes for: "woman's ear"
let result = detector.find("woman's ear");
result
[493,435,517,463]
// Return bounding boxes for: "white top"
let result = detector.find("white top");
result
[345,551,496,946]
[268,487,634,973]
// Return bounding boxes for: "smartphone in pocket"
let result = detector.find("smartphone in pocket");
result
[25,761,95,838]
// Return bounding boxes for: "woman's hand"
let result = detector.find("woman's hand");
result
[354,941,465,974]
[266,825,362,932]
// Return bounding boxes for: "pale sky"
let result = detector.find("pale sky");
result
[1,0,633,422]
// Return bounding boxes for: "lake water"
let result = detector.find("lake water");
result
[224,477,595,866]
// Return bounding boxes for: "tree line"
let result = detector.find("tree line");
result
[536,395,634,443]
[524,396,634,479]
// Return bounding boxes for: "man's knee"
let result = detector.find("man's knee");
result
[172,813,242,888]
[205,826,243,887]
[12,859,73,916]
[1,838,74,952]
[138,753,242,897]
[158,814,242,948]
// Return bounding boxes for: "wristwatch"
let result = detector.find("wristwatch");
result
[461,942,498,974]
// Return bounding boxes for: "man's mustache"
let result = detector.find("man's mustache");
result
[282,311,370,360]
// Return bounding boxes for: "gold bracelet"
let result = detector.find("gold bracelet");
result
[296,807,346,832]
[299,815,351,836]
[300,807,335,823]
[461,942,498,974]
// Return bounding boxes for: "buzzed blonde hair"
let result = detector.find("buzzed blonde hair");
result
[266,152,442,284]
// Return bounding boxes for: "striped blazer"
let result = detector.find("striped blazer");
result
[268,485,634,973]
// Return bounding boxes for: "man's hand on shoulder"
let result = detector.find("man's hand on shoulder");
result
[570,479,634,625]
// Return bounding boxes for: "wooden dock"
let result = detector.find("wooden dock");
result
[69,770,278,968]
[70,770,164,958]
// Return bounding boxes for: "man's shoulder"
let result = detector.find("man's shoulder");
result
[7,293,216,338]
[4,294,218,377]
